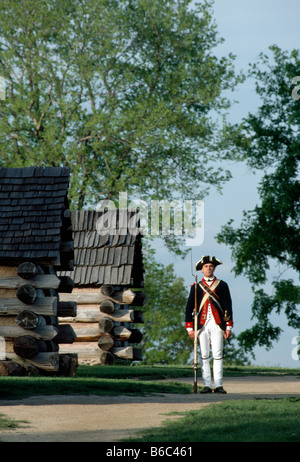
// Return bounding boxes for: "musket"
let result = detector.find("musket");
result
[191,251,199,393]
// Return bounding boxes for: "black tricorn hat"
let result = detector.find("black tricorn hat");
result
[195,255,222,271]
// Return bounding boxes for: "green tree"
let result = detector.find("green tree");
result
[141,250,191,364]
[217,46,300,356]
[223,334,251,366]
[0,0,247,362]
[0,0,242,213]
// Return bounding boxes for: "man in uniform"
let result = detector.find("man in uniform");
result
[185,256,233,394]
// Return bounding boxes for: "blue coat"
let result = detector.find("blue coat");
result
[185,279,233,331]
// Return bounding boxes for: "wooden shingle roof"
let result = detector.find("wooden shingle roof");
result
[59,210,144,288]
[0,166,73,269]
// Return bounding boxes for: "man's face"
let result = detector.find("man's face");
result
[201,263,215,278]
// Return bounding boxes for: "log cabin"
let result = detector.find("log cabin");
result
[0,166,77,376]
[58,209,146,365]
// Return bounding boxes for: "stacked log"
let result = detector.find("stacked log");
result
[59,284,146,365]
[0,262,77,376]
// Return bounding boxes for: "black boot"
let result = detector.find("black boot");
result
[214,386,227,394]
[200,386,212,394]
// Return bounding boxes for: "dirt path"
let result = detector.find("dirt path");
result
[0,376,299,442]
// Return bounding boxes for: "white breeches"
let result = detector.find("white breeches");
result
[198,317,224,388]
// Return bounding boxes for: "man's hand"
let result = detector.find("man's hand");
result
[188,330,195,340]
[224,329,232,340]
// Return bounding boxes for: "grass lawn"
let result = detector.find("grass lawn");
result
[0,364,194,400]
[0,363,298,400]
[123,397,300,442]
[0,364,299,441]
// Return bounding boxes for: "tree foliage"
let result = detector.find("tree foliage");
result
[217,46,300,355]
[0,0,241,212]
[0,0,249,363]
[223,334,250,366]
[141,249,191,364]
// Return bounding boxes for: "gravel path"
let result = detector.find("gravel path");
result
[0,376,299,442]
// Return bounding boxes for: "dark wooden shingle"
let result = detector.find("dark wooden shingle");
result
[0,166,72,268]
[59,210,144,287]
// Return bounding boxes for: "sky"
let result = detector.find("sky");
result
[153,0,300,368]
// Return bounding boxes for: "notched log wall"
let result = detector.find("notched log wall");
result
[0,263,77,376]
[57,210,146,366]
[59,286,146,365]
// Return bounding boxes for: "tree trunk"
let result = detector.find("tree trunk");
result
[98,317,114,333]
[0,296,57,316]
[13,335,47,359]
[0,360,27,376]
[0,324,58,341]
[97,333,114,351]
[59,307,142,323]
[99,350,114,365]
[60,288,139,305]
[0,275,61,289]
[57,354,78,377]
[58,276,74,293]
[99,300,115,314]
[17,262,38,280]
[128,310,144,323]
[100,285,115,296]
[46,340,59,352]
[53,324,77,344]
[15,310,46,329]
[65,323,101,342]
[130,291,147,306]
[59,343,115,365]
[6,352,60,371]
[57,301,77,317]
[16,284,37,304]
[111,326,143,343]
[111,346,142,361]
